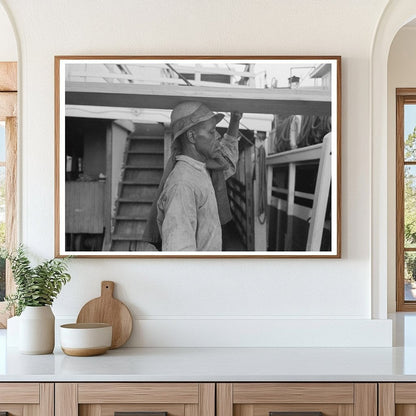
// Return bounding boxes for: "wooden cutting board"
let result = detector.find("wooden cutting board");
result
[76,281,133,349]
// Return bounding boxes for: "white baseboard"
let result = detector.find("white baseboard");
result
[121,318,392,347]
[51,317,393,348]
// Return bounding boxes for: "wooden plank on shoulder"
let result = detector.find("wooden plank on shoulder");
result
[65,82,331,115]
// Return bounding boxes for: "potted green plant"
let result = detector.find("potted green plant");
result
[3,245,71,354]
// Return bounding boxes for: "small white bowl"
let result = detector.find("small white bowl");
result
[60,323,112,356]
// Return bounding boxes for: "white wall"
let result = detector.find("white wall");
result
[0,3,16,61]
[387,26,416,312]
[0,0,394,347]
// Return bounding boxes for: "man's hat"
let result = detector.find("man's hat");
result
[171,101,224,141]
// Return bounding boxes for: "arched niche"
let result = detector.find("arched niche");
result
[387,20,416,314]
[371,0,416,319]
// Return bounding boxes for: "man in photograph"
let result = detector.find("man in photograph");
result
[156,101,242,251]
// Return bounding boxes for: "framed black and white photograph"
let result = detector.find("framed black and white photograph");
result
[55,56,341,258]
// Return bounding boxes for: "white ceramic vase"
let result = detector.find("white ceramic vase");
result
[19,305,55,354]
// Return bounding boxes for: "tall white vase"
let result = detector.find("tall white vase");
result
[19,306,55,354]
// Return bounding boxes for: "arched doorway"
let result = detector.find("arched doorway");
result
[387,16,416,314]
[371,1,416,319]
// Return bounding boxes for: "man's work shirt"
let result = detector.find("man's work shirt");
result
[156,155,221,251]
[217,133,239,180]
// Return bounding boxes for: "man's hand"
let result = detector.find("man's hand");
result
[227,112,243,137]
[230,112,243,122]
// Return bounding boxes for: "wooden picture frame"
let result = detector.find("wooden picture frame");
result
[0,61,17,326]
[55,56,341,258]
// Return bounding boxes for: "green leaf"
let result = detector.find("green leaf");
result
[5,245,71,315]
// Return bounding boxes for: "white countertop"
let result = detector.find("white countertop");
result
[2,345,416,382]
[2,313,416,382]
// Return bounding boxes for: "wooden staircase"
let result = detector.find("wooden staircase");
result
[110,123,165,251]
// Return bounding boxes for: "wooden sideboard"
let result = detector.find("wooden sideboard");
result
[3,381,416,416]
[55,383,214,416]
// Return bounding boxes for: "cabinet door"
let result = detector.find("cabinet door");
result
[0,383,53,416]
[55,383,215,416]
[379,383,416,416]
[217,383,377,416]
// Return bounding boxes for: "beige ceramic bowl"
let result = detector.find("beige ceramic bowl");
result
[60,323,112,356]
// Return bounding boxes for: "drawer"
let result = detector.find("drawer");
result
[0,383,53,416]
[217,383,377,416]
[56,383,215,416]
[379,383,416,416]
